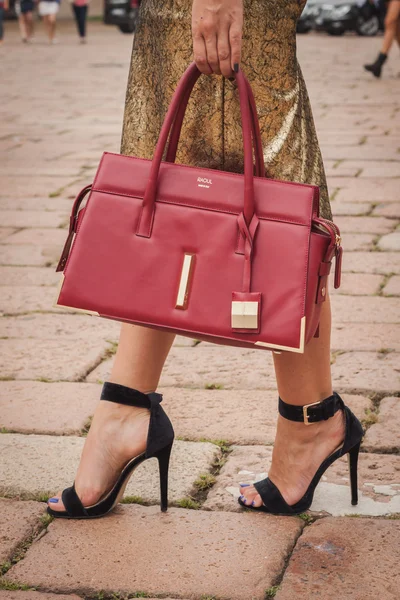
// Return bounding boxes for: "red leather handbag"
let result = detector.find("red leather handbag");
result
[56,63,342,354]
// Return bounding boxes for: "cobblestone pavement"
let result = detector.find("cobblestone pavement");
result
[1,20,399,600]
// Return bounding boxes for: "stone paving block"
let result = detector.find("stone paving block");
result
[0,286,62,314]
[341,251,400,274]
[372,202,400,218]
[0,313,120,342]
[377,231,400,251]
[163,390,370,446]
[87,345,277,390]
[334,216,396,234]
[0,212,67,229]
[383,275,400,296]
[0,594,82,600]
[0,498,45,563]
[5,229,67,247]
[6,504,302,600]
[331,323,400,351]
[0,267,59,287]
[330,272,383,295]
[274,518,400,600]
[0,196,73,212]
[203,445,400,516]
[331,351,400,394]
[340,232,376,251]
[0,176,81,199]
[331,202,372,216]
[0,433,218,505]
[0,245,52,267]
[331,295,400,323]
[0,381,100,434]
[0,228,18,241]
[363,397,400,453]
[335,178,400,202]
[0,339,110,382]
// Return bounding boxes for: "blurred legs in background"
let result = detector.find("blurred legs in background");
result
[43,14,57,43]
[364,0,400,77]
[72,4,88,43]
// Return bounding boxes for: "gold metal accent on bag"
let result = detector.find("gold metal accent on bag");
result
[176,254,195,309]
[54,274,100,316]
[254,316,306,353]
[231,301,259,329]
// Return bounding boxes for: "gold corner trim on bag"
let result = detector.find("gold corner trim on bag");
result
[254,316,306,353]
[176,253,195,309]
[54,274,100,317]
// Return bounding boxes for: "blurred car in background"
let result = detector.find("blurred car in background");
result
[104,0,140,34]
[297,0,385,36]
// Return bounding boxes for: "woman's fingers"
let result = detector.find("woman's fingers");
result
[192,0,243,77]
[217,28,233,78]
[193,33,213,75]
[229,23,242,72]
[204,31,221,74]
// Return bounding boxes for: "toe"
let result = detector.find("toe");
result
[239,484,258,506]
[251,493,263,508]
[47,492,66,512]
[239,485,264,508]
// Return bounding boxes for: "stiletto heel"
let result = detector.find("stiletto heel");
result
[47,382,174,519]
[348,441,361,506]
[238,392,365,515]
[156,442,173,512]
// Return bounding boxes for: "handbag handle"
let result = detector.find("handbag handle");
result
[136,62,258,238]
[165,70,266,178]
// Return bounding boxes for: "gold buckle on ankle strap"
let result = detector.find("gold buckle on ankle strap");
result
[303,401,321,425]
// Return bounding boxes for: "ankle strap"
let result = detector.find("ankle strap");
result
[279,393,343,425]
[101,382,162,408]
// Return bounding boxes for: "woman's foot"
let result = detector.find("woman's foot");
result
[239,407,345,508]
[47,398,150,512]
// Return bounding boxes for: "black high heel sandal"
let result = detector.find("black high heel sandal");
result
[238,392,364,515]
[47,382,175,519]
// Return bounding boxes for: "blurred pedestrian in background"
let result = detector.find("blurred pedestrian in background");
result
[0,0,9,45]
[71,0,89,44]
[364,0,400,77]
[16,0,35,43]
[38,0,60,43]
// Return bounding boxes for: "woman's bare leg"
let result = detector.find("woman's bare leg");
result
[18,14,27,41]
[240,294,345,507]
[48,325,175,511]
[25,11,34,40]
[381,0,400,55]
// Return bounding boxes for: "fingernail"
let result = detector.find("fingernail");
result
[48,498,59,503]
[234,63,239,73]
[240,483,250,487]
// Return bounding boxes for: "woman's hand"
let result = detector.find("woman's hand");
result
[192,0,243,77]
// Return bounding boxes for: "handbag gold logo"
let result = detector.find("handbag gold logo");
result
[197,177,212,188]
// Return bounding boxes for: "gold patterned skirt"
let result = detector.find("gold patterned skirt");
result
[121,0,331,219]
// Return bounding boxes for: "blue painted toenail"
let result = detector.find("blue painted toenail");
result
[48,498,59,503]
[240,483,250,487]
[251,501,255,506]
